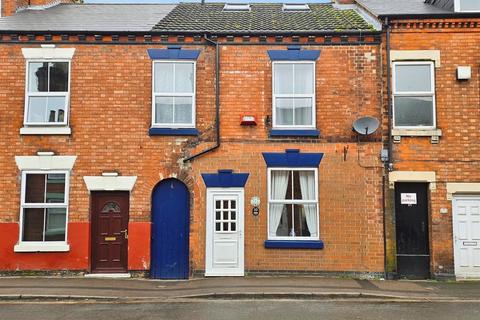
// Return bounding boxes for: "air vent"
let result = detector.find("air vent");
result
[223,3,251,12]
[282,4,310,12]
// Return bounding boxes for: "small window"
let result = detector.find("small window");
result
[20,172,69,242]
[282,4,310,12]
[455,0,480,12]
[272,62,315,128]
[25,61,70,125]
[393,62,436,128]
[223,3,251,11]
[152,61,196,128]
[268,168,318,240]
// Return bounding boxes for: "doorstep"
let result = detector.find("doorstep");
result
[84,273,131,279]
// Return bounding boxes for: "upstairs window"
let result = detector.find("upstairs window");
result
[455,0,480,12]
[20,171,69,243]
[393,61,436,129]
[153,61,196,128]
[223,3,251,11]
[282,4,310,12]
[272,61,315,129]
[25,61,70,125]
[268,168,318,240]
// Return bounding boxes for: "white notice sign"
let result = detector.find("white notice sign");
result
[401,193,417,205]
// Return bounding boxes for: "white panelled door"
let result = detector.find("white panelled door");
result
[453,197,480,279]
[206,188,244,276]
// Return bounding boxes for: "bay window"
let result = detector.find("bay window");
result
[268,168,318,240]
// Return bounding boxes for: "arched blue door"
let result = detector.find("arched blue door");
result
[151,179,190,279]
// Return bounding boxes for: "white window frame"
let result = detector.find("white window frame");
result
[151,60,196,128]
[272,61,316,129]
[454,0,480,12]
[15,170,70,252]
[267,167,319,241]
[24,59,72,126]
[392,61,436,130]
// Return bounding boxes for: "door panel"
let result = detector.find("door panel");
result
[395,183,430,279]
[453,197,480,278]
[91,192,129,273]
[151,179,190,279]
[206,190,244,276]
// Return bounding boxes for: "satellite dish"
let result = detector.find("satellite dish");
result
[352,116,380,135]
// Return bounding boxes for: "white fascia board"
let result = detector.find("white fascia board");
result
[83,176,137,191]
[15,155,77,171]
[22,47,76,60]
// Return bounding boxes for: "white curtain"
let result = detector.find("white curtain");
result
[299,171,317,237]
[269,171,289,237]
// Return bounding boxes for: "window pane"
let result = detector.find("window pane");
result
[294,64,314,94]
[154,63,174,93]
[49,62,69,92]
[45,208,66,241]
[174,97,193,124]
[274,64,294,94]
[275,204,290,237]
[46,174,65,203]
[271,170,291,200]
[293,98,312,126]
[46,96,66,123]
[395,64,432,92]
[155,96,174,124]
[460,0,480,11]
[28,62,49,92]
[174,63,194,93]
[22,208,45,241]
[275,98,294,126]
[27,97,48,123]
[394,96,434,127]
[293,204,311,237]
[297,171,315,200]
[25,174,45,203]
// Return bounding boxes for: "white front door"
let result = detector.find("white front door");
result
[206,188,244,276]
[453,197,480,279]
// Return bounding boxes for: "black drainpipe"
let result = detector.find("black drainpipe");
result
[384,16,392,279]
[183,35,220,163]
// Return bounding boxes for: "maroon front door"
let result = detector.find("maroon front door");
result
[91,191,129,273]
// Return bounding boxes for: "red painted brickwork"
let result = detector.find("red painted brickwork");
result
[0,40,384,274]
[385,19,480,276]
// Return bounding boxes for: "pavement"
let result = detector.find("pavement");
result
[0,276,479,302]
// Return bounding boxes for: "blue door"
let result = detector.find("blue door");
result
[151,179,190,279]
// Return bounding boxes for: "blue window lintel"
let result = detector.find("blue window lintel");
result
[149,128,199,136]
[264,240,324,249]
[270,129,319,137]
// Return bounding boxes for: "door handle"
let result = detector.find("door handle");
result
[120,229,128,239]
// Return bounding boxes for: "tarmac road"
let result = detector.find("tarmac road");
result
[0,300,479,320]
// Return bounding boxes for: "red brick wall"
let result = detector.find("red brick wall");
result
[385,19,480,276]
[0,40,384,274]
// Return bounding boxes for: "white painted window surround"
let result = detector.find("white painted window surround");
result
[83,176,137,191]
[14,154,77,253]
[21,47,76,136]
[455,0,480,12]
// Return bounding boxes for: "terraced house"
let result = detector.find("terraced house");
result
[0,0,388,278]
[357,0,480,279]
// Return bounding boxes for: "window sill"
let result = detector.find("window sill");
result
[264,240,324,249]
[20,127,71,135]
[392,128,442,144]
[269,129,319,137]
[14,242,70,253]
[149,128,199,136]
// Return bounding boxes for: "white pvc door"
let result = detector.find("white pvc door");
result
[206,189,244,276]
[453,197,480,279]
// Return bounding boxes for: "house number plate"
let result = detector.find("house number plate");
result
[105,237,117,241]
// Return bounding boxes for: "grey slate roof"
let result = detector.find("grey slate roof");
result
[357,0,452,17]
[0,4,176,32]
[152,3,375,34]
[424,0,455,11]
